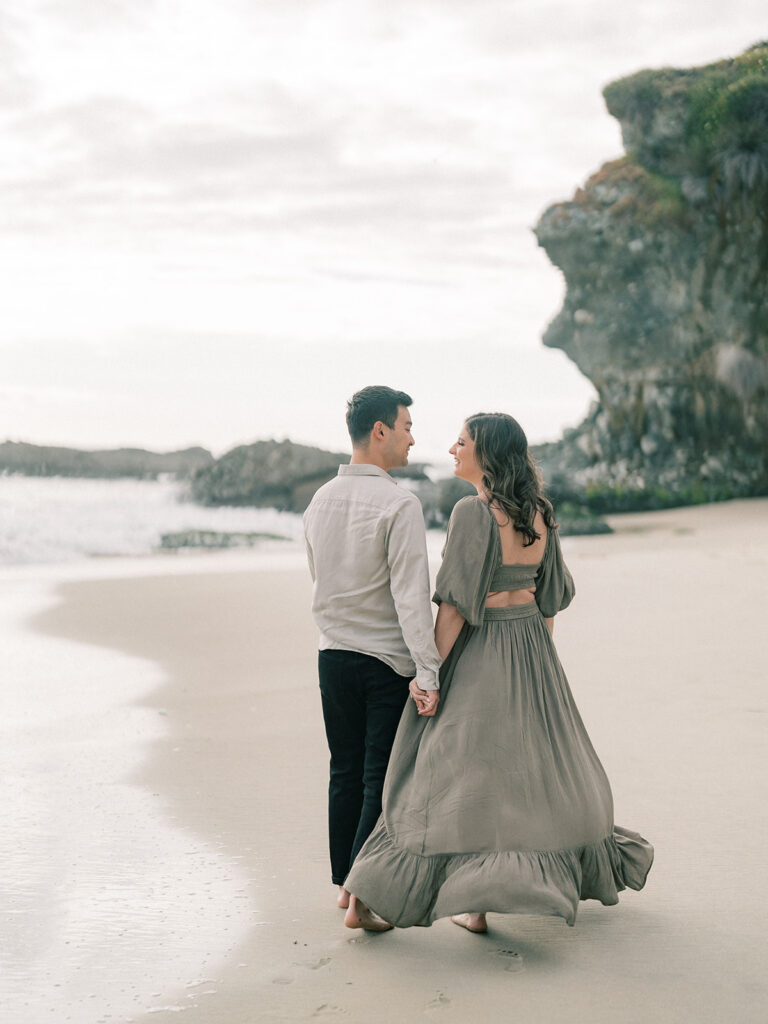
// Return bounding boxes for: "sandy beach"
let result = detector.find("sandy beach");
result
[4,499,768,1023]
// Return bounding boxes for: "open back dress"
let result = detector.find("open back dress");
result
[344,496,653,927]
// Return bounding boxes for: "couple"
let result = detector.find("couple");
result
[303,385,653,934]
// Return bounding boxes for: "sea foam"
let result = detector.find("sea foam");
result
[0,476,304,566]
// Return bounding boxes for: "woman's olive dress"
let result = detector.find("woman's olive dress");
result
[345,496,653,927]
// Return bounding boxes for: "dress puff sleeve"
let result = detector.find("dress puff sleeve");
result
[534,526,575,617]
[432,496,500,627]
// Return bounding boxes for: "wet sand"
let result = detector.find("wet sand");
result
[20,500,768,1022]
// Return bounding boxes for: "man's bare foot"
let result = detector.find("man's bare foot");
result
[451,913,488,933]
[344,894,393,932]
[337,886,350,909]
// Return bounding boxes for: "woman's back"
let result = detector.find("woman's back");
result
[486,505,546,608]
[490,505,547,565]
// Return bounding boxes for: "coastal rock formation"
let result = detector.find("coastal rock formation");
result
[534,42,768,507]
[0,441,213,479]
[188,440,607,531]
[189,439,347,511]
[190,439,429,513]
[159,529,289,550]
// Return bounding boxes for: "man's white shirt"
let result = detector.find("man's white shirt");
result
[303,464,441,691]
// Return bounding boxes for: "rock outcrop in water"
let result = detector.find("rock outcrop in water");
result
[190,439,348,511]
[534,42,768,508]
[190,439,429,513]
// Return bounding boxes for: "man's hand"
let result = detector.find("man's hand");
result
[409,679,440,717]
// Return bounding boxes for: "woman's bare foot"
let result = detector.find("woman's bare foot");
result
[337,886,350,909]
[451,913,488,933]
[344,894,393,932]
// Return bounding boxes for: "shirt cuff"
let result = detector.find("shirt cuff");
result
[415,669,440,691]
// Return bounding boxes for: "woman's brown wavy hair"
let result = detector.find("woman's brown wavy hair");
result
[465,412,557,546]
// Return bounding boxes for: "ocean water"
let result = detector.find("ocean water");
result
[0,476,305,566]
[0,578,257,1023]
[0,478,448,1021]
[0,477,310,1020]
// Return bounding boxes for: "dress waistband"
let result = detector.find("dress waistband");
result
[482,602,540,621]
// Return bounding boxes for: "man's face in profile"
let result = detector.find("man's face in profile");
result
[381,405,414,469]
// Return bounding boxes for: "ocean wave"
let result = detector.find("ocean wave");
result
[0,476,305,566]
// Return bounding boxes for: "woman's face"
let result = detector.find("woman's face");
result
[449,424,483,487]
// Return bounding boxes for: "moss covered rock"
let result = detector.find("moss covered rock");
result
[535,42,768,510]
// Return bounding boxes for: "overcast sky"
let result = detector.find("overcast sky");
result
[1,0,765,463]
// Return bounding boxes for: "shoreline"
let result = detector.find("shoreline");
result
[7,499,768,1022]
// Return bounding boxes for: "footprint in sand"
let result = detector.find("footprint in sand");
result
[494,948,524,973]
[427,991,451,1009]
[296,956,332,971]
[311,1004,347,1017]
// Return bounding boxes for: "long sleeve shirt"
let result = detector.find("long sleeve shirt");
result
[303,464,441,690]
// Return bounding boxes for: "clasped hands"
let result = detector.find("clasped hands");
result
[409,679,440,717]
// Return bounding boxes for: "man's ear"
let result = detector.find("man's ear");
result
[372,420,387,440]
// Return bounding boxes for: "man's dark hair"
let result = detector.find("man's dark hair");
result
[346,385,413,445]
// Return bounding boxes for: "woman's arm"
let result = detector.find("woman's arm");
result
[435,602,466,661]
[543,616,554,636]
[408,603,466,718]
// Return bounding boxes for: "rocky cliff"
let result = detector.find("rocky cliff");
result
[534,42,768,508]
[0,441,213,479]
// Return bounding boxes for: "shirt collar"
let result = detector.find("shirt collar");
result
[337,463,397,483]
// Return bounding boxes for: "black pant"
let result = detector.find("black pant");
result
[318,649,411,885]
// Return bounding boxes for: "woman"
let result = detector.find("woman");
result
[344,412,653,932]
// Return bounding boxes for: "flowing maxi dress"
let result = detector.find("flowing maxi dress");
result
[344,495,653,927]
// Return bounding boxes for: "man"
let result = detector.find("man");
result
[303,385,441,931]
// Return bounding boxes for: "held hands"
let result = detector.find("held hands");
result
[409,679,440,717]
